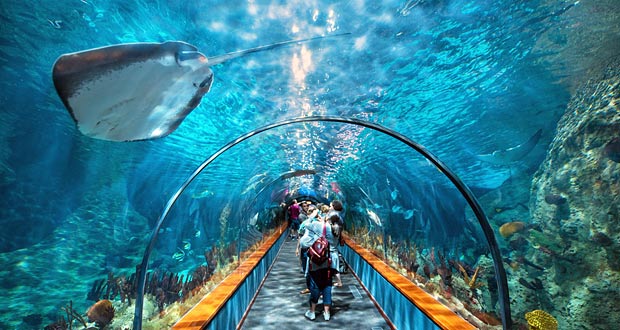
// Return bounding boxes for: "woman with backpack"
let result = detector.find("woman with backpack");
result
[299,214,340,321]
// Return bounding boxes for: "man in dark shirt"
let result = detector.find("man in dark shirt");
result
[288,199,301,239]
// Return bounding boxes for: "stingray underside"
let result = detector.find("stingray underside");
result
[52,41,213,142]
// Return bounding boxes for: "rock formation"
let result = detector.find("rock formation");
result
[528,56,620,329]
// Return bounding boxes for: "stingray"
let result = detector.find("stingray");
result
[477,129,542,165]
[52,34,349,142]
[279,169,316,180]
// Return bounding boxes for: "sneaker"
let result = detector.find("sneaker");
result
[323,311,330,321]
[305,310,316,320]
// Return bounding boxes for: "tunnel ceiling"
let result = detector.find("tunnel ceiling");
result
[3,1,620,329]
[3,0,608,193]
[173,119,486,249]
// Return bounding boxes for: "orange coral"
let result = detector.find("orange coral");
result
[87,299,115,326]
[499,221,526,239]
[458,264,484,289]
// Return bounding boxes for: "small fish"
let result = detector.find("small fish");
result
[390,189,399,200]
[158,227,173,234]
[404,209,414,220]
[544,194,566,205]
[242,179,264,195]
[47,19,63,29]
[195,230,201,238]
[400,0,423,16]
[279,169,316,179]
[499,221,526,239]
[192,189,214,199]
[367,210,382,227]
[248,171,268,183]
[172,248,185,261]
[249,212,259,226]
[392,205,402,213]
[182,240,191,250]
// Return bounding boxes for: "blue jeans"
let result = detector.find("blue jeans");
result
[308,269,332,306]
[300,249,308,273]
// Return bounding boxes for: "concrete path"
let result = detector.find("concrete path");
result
[240,238,393,329]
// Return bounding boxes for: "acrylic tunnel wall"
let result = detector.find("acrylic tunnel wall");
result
[126,117,509,329]
[4,1,620,330]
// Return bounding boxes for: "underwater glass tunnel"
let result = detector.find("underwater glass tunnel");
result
[1,1,619,329]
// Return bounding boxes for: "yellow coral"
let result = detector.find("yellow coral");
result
[525,310,558,330]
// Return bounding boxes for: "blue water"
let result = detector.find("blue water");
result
[0,0,617,329]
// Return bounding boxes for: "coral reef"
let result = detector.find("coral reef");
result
[543,194,566,205]
[41,227,277,330]
[43,301,87,330]
[44,319,68,330]
[87,247,221,315]
[528,55,620,328]
[458,264,484,290]
[602,137,620,162]
[345,226,502,329]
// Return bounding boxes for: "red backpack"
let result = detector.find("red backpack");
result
[308,224,330,265]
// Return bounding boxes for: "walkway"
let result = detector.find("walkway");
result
[239,238,393,329]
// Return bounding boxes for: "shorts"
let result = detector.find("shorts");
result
[308,268,332,305]
[330,251,339,272]
[291,218,300,231]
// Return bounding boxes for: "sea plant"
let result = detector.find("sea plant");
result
[528,228,565,254]
[458,264,484,290]
[86,248,221,313]
[45,300,87,330]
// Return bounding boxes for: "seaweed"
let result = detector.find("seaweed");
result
[44,318,68,330]
[87,278,106,302]
[43,301,87,330]
[435,250,452,287]
[458,264,484,290]
[85,248,221,313]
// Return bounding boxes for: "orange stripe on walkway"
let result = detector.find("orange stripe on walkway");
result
[344,237,476,330]
[172,225,287,330]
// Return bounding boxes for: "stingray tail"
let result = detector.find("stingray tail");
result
[207,33,351,65]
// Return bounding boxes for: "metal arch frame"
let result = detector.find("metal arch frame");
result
[133,115,512,330]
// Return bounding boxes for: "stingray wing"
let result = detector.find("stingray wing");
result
[52,41,213,142]
[477,129,543,165]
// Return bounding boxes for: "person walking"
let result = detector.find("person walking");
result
[288,200,301,240]
[300,217,339,321]
[328,214,344,287]
[297,205,320,294]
